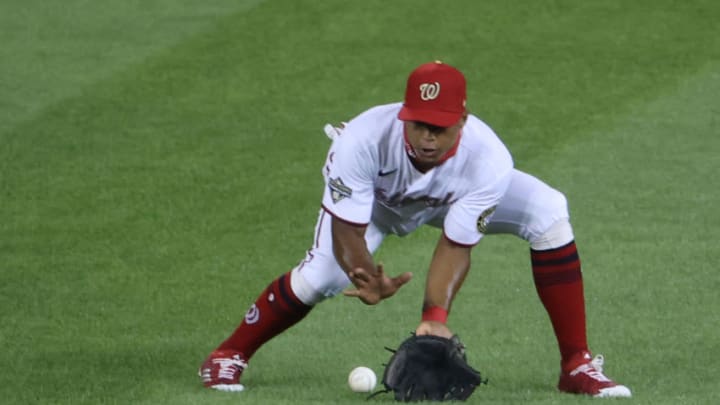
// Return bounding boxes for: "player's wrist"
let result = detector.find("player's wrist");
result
[421,305,448,324]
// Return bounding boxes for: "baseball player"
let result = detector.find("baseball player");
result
[199,61,631,398]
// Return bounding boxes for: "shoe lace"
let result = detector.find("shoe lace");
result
[570,354,611,382]
[213,355,247,380]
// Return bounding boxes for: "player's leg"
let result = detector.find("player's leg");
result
[484,170,586,364]
[200,208,385,391]
[485,169,630,398]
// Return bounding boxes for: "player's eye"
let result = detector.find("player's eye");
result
[412,121,445,134]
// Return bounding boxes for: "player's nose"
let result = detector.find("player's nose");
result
[420,130,437,142]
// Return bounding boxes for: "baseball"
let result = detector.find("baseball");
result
[348,366,377,392]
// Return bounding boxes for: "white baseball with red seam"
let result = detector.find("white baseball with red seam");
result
[348,366,377,392]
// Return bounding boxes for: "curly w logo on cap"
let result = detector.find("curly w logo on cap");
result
[398,61,466,127]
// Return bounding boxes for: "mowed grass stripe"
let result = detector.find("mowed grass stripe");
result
[0,0,265,135]
[0,1,719,404]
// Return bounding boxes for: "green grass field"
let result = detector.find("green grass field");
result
[2,1,719,404]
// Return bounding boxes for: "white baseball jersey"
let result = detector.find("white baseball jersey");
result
[320,102,513,246]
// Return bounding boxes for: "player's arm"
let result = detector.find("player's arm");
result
[331,217,375,276]
[416,232,472,338]
[332,217,413,305]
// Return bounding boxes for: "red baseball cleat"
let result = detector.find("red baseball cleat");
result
[199,349,248,392]
[558,352,631,398]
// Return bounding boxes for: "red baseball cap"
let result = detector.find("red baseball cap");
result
[398,61,467,127]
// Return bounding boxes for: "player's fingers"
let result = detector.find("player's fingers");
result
[349,268,371,282]
[415,322,432,336]
[344,289,380,305]
[415,321,452,338]
[391,271,413,287]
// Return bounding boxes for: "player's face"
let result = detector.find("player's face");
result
[404,116,466,167]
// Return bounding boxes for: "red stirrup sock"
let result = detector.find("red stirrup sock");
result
[217,271,312,359]
[530,241,589,369]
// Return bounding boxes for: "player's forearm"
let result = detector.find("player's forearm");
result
[331,217,376,275]
[423,234,471,314]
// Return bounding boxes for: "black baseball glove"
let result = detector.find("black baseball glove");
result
[371,334,486,402]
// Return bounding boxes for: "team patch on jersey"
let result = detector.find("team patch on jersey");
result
[328,176,353,203]
[476,206,497,233]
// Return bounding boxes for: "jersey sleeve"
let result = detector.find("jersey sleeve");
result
[320,125,377,225]
[443,160,513,246]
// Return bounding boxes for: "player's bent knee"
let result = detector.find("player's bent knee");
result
[530,218,574,250]
[290,268,327,306]
[521,187,572,247]
[290,267,351,306]
[544,189,569,219]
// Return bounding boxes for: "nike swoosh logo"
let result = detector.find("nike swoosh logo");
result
[378,168,398,177]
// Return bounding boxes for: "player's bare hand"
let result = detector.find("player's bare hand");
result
[343,263,412,305]
[415,321,453,339]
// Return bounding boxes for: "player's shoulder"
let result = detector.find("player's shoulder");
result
[462,114,501,141]
[345,102,402,131]
[336,102,402,145]
[360,101,403,117]
[326,102,402,162]
[459,114,513,172]
[461,115,507,149]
